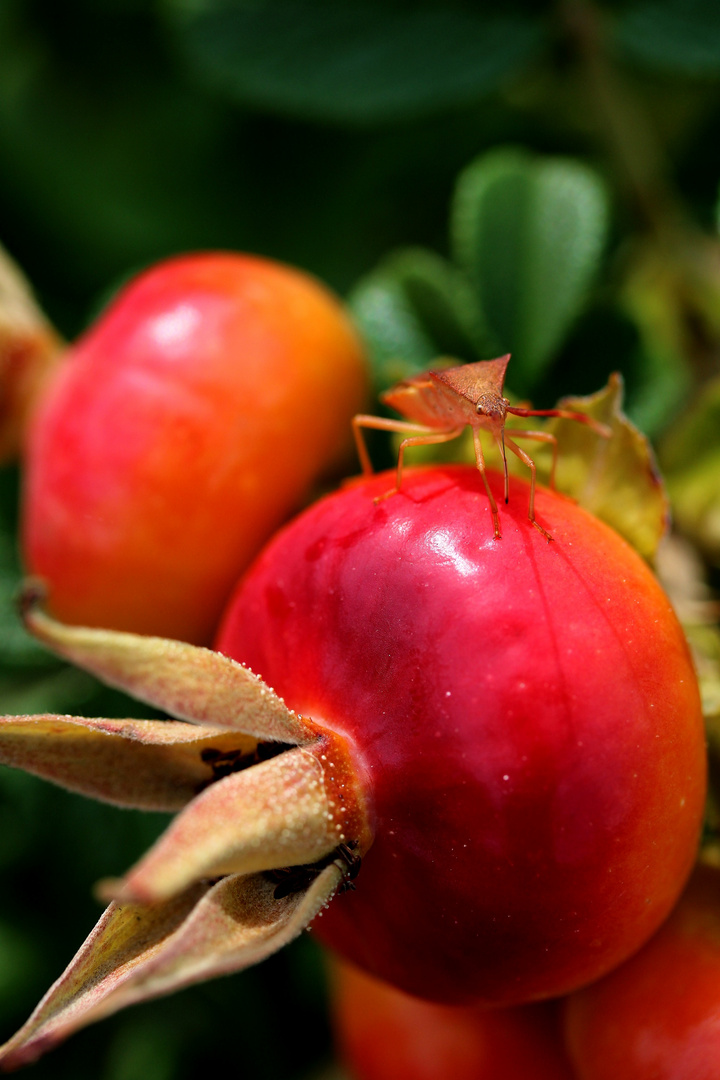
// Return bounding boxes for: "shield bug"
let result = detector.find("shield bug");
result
[352,355,610,540]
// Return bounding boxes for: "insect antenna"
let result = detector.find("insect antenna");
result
[495,430,509,504]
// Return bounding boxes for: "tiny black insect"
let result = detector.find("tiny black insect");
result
[196,741,289,792]
[334,840,362,891]
[266,841,362,900]
[200,746,251,777]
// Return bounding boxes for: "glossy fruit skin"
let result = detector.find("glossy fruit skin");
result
[332,959,575,1080]
[216,465,706,1006]
[563,862,720,1080]
[22,252,368,644]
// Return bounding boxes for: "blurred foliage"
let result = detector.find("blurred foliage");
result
[168,1,545,124]
[352,147,611,395]
[660,375,720,564]
[3,0,720,1076]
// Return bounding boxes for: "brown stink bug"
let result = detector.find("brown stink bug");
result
[352,355,610,541]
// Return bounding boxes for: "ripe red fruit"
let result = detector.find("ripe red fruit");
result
[216,465,706,1006]
[331,959,575,1080]
[22,252,368,644]
[563,862,720,1080]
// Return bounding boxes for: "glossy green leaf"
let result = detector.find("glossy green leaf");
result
[349,247,492,391]
[617,0,720,77]
[169,1,544,125]
[451,148,609,392]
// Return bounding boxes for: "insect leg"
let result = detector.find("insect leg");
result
[375,427,464,504]
[472,428,501,540]
[509,429,558,490]
[351,416,434,476]
[504,434,553,542]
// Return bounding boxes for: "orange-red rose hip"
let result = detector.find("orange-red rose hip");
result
[216,465,707,1005]
[22,252,369,644]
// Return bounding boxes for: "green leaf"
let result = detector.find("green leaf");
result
[616,0,720,77]
[385,249,493,358]
[169,1,544,125]
[450,148,610,392]
[349,273,441,391]
[349,247,492,390]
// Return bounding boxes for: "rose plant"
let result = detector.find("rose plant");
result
[21,251,369,644]
[0,465,706,1067]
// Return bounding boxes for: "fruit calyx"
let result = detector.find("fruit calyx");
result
[0,584,372,1068]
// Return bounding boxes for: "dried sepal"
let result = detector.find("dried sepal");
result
[0,603,373,1067]
[0,242,64,464]
[531,374,669,560]
[0,714,257,811]
[100,745,339,904]
[20,584,316,744]
[0,867,342,1071]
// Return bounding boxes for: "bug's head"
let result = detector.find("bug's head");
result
[476,394,508,421]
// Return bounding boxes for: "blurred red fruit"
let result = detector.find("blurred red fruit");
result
[332,959,576,1080]
[564,862,720,1080]
[22,251,369,643]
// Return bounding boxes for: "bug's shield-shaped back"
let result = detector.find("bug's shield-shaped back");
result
[431,355,510,407]
[380,355,510,427]
[380,376,436,425]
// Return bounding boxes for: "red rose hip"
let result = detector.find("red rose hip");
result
[22,252,368,644]
[332,958,575,1080]
[216,465,706,1005]
[563,862,720,1080]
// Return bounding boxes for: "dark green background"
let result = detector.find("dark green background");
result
[1,2,720,1077]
